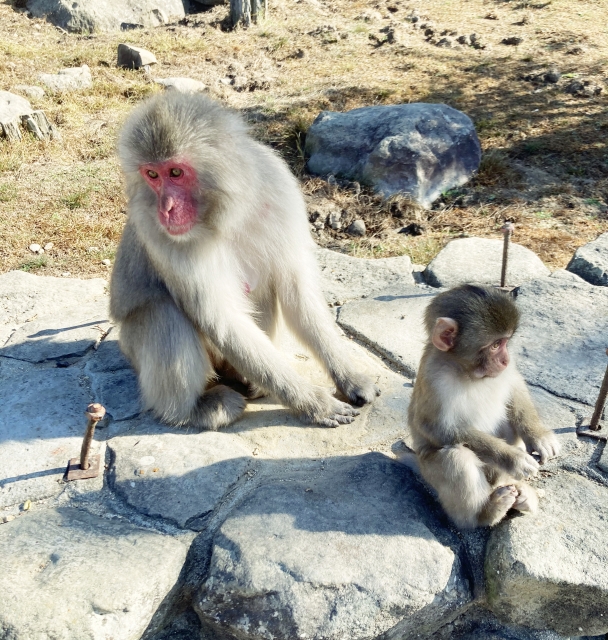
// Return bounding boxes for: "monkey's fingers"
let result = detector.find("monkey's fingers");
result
[521,453,540,478]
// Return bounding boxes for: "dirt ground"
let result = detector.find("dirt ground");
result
[0,0,607,277]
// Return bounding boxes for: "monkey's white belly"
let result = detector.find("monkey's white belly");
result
[434,364,516,435]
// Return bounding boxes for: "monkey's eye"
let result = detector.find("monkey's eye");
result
[170,168,183,177]
[490,340,502,351]
[147,170,159,179]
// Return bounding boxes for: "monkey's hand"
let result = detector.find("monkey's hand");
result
[299,386,360,428]
[336,371,381,407]
[507,448,539,480]
[524,431,561,465]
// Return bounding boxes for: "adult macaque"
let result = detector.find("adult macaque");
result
[110,93,379,430]
[408,285,560,528]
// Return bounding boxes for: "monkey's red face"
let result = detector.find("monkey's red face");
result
[473,336,511,379]
[139,159,199,236]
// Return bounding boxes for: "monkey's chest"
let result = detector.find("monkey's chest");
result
[436,376,510,434]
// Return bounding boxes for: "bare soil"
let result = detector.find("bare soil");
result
[0,0,607,277]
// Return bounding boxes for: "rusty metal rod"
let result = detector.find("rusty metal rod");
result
[501,222,514,288]
[589,349,608,431]
[80,403,106,470]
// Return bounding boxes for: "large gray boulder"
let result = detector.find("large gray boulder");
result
[486,473,608,636]
[26,0,186,32]
[39,65,92,92]
[0,90,32,123]
[424,238,550,288]
[305,103,481,208]
[316,247,414,305]
[0,507,190,640]
[567,232,608,286]
[195,454,471,640]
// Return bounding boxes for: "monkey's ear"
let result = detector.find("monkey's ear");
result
[432,317,458,351]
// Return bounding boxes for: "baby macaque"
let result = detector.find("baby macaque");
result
[408,285,560,528]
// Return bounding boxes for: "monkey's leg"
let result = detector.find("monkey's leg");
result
[419,445,513,528]
[277,275,380,406]
[119,300,246,430]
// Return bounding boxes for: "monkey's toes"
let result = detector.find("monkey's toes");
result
[339,375,381,407]
[492,485,518,508]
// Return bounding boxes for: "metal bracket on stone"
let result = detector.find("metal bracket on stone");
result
[495,222,517,295]
[577,348,608,441]
[65,403,106,481]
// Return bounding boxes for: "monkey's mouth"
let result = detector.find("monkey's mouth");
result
[165,220,196,236]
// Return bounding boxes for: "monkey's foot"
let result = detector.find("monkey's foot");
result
[336,371,381,407]
[191,385,246,431]
[246,383,268,400]
[479,485,518,527]
[512,483,539,515]
[300,387,360,428]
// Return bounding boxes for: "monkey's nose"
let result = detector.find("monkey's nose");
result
[160,194,175,214]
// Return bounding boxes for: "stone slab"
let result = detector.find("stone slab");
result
[0,270,108,350]
[0,359,100,509]
[316,247,414,305]
[486,472,608,636]
[91,368,140,421]
[108,416,253,529]
[511,275,608,405]
[1,306,111,363]
[0,90,32,123]
[423,238,550,288]
[0,506,189,640]
[223,329,412,460]
[39,65,92,92]
[567,232,608,286]
[338,285,436,377]
[195,453,471,640]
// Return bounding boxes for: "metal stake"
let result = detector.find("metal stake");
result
[500,222,514,288]
[577,349,608,441]
[65,403,106,481]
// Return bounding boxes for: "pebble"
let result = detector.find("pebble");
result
[101,259,112,266]
[1,515,16,524]
[502,36,523,45]
[43,242,53,251]
[29,244,42,254]
[346,220,366,237]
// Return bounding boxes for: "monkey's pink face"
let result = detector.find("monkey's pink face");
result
[474,337,511,379]
[139,159,199,236]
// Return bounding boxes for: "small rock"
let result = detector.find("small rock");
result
[0,90,33,124]
[484,12,498,19]
[436,37,452,48]
[406,10,419,23]
[43,242,53,251]
[347,219,366,236]
[567,232,608,286]
[564,79,602,97]
[117,44,157,70]
[398,222,425,236]
[155,77,206,93]
[87,246,100,252]
[456,34,470,45]
[101,259,112,266]
[61,272,71,277]
[1,515,15,524]
[12,85,45,100]
[328,211,342,230]
[38,65,92,92]
[29,243,42,254]
[501,36,523,45]
[544,69,561,83]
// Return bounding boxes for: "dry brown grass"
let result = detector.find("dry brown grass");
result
[1,0,607,276]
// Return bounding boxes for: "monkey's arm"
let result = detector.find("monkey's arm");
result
[458,428,539,479]
[188,283,358,428]
[507,375,561,464]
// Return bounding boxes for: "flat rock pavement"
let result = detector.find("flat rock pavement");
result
[1,253,608,640]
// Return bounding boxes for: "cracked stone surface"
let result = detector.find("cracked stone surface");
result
[338,285,436,377]
[423,238,550,288]
[1,245,608,640]
[195,453,471,640]
[0,506,189,640]
[511,274,608,405]
[486,473,608,636]
[0,358,101,509]
[108,416,253,530]
[316,247,414,305]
